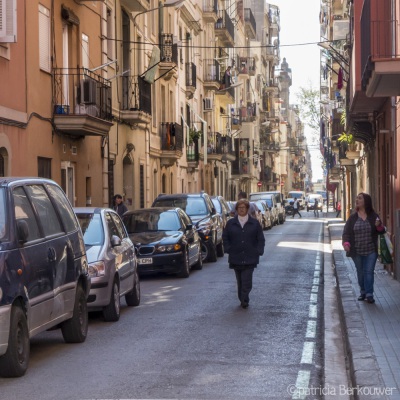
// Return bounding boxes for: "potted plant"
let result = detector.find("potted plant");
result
[189,128,202,144]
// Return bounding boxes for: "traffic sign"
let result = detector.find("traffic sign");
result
[257,181,262,187]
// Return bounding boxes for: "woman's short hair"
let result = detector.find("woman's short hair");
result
[358,192,374,214]
[236,199,250,210]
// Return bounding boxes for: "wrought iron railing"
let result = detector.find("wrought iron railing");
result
[160,33,178,64]
[207,133,233,155]
[244,8,256,35]
[53,68,112,120]
[121,76,151,114]
[215,10,235,42]
[203,59,221,83]
[160,122,183,151]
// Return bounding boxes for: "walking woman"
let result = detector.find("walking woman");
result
[342,193,385,304]
[223,199,265,308]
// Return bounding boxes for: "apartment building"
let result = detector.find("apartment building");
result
[1,0,308,211]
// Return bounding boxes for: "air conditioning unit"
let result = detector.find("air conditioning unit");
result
[79,79,97,105]
[204,97,213,111]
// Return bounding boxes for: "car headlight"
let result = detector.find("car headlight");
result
[88,261,106,277]
[157,244,181,253]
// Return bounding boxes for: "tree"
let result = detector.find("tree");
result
[296,84,320,139]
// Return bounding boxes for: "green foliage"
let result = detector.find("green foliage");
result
[189,128,202,143]
[296,84,320,135]
[338,109,355,144]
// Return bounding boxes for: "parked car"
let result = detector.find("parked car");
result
[306,194,324,212]
[259,195,279,226]
[249,191,286,224]
[74,207,140,322]
[0,178,90,377]
[152,193,223,262]
[122,207,203,277]
[254,200,272,230]
[211,195,232,228]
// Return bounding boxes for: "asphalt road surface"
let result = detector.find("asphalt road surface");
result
[0,213,325,400]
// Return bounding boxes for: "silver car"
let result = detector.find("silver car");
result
[74,207,140,322]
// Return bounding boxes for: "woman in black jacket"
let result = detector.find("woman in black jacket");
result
[342,193,385,304]
[223,199,265,308]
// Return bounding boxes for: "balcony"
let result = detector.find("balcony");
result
[120,76,151,124]
[237,56,256,76]
[361,4,400,97]
[53,68,113,137]
[207,134,236,162]
[185,62,197,99]
[244,8,256,39]
[203,59,221,90]
[187,142,199,170]
[269,5,280,37]
[160,122,184,167]
[159,34,178,80]
[215,10,235,47]
[202,0,218,22]
[263,45,280,66]
[121,0,150,12]
[232,157,251,176]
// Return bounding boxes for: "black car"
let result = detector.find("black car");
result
[122,207,203,277]
[152,193,223,262]
[0,178,90,377]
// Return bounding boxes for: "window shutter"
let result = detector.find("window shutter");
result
[82,33,89,69]
[39,4,50,72]
[0,0,17,43]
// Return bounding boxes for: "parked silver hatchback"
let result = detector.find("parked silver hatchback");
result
[74,208,140,322]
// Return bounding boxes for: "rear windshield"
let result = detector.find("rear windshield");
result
[249,194,272,201]
[288,192,303,199]
[154,197,208,216]
[76,213,105,246]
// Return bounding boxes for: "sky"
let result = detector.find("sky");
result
[269,0,323,181]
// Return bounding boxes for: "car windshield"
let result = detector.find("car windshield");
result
[288,192,303,199]
[0,188,6,240]
[76,213,105,246]
[123,210,181,233]
[264,198,272,207]
[256,201,265,211]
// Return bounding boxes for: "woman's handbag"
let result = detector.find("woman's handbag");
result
[379,233,393,264]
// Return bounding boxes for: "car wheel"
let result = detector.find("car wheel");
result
[279,214,285,224]
[216,240,224,257]
[200,242,209,262]
[177,249,190,278]
[192,245,203,270]
[103,279,120,322]
[0,305,30,378]
[125,270,140,306]
[61,285,88,343]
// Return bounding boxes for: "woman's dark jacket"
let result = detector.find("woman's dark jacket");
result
[222,215,265,267]
[342,211,383,256]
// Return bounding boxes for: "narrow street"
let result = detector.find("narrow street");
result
[0,214,327,400]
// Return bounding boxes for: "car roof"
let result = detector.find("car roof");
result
[73,207,114,214]
[0,177,60,187]
[155,193,206,199]
[124,207,181,213]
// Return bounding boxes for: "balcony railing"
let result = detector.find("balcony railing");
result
[160,33,178,64]
[244,8,256,38]
[160,122,183,151]
[203,59,221,86]
[187,142,199,162]
[237,56,256,75]
[215,10,235,45]
[207,133,234,155]
[121,76,151,114]
[53,68,112,120]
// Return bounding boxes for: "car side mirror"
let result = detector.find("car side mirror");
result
[110,235,122,247]
[186,223,193,231]
[17,220,29,243]
[211,207,216,215]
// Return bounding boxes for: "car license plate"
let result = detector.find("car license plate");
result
[138,257,153,265]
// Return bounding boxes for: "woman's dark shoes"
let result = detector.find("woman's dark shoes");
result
[358,294,366,301]
[241,301,249,309]
[366,296,375,304]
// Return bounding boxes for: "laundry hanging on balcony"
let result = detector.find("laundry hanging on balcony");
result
[337,68,343,90]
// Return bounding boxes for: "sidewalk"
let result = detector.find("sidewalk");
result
[327,212,400,400]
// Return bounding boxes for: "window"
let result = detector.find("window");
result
[39,4,51,72]
[82,33,89,69]
[45,184,79,233]
[105,212,120,238]
[26,185,63,236]
[106,8,114,59]
[13,186,41,241]
[38,157,51,179]
[0,0,17,43]
[110,212,127,239]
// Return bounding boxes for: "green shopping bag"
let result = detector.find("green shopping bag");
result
[379,234,393,264]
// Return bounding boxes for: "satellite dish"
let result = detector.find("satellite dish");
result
[217,82,243,92]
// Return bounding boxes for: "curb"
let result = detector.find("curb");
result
[328,220,388,400]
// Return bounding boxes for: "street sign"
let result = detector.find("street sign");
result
[257,181,262,187]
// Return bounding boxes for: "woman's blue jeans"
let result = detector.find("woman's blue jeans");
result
[351,252,378,297]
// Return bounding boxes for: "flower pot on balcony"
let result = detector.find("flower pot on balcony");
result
[54,105,70,115]
[346,150,360,159]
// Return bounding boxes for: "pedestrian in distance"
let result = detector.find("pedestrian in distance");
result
[342,193,385,304]
[113,194,128,217]
[292,198,302,218]
[223,199,265,309]
[336,201,341,218]
[222,66,232,89]
[314,198,319,218]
